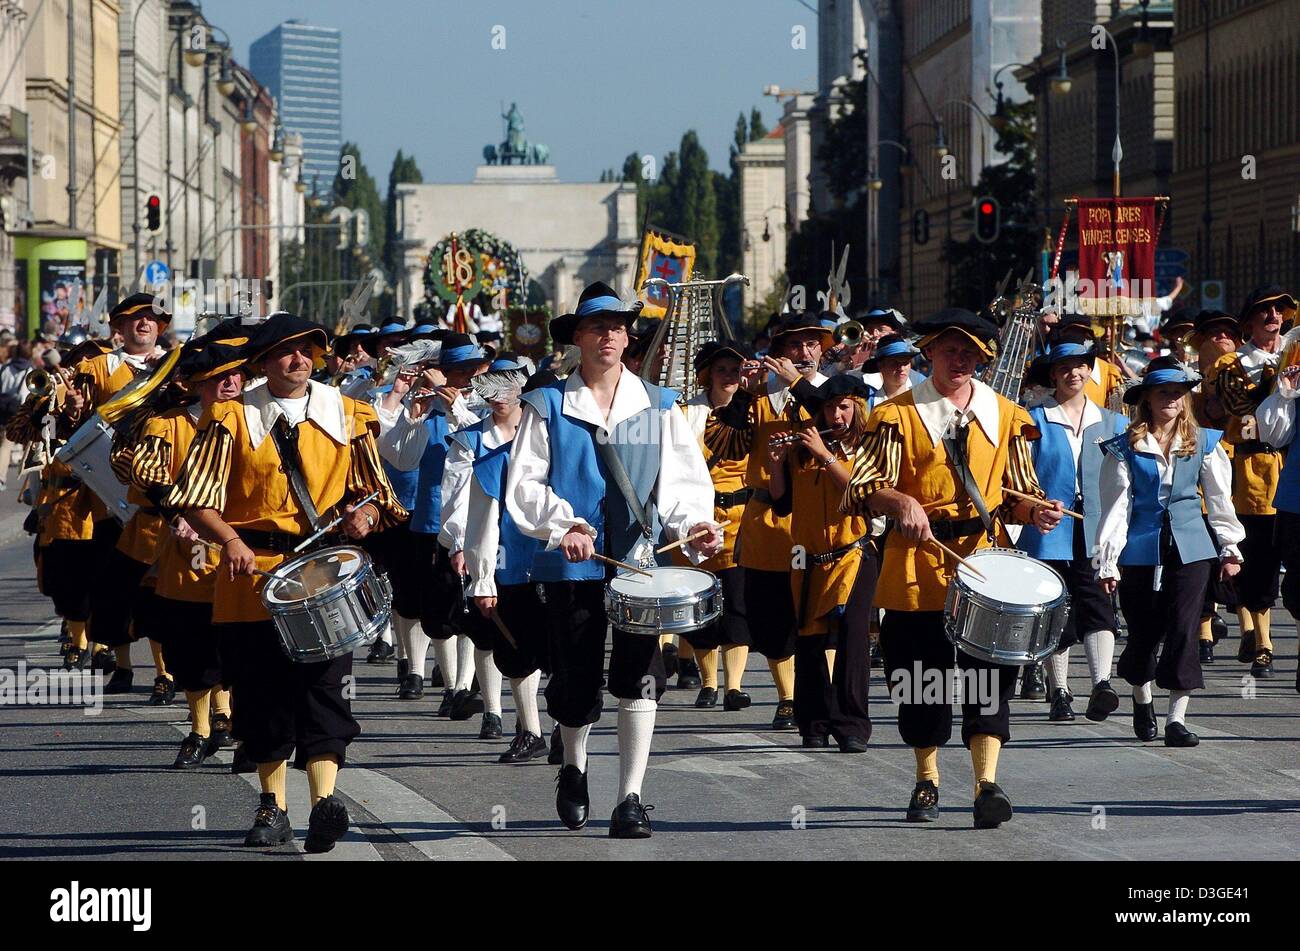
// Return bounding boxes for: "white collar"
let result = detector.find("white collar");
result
[107,347,158,376]
[768,371,828,416]
[1041,395,1102,432]
[1134,431,1185,459]
[911,376,1002,450]
[1238,341,1281,369]
[1090,360,1104,384]
[244,379,348,450]
[561,363,651,434]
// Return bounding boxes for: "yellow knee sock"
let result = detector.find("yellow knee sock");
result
[186,690,212,739]
[114,644,132,670]
[768,655,794,701]
[212,688,232,717]
[68,621,88,651]
[970,734,1002,799]
[306,754,340,806]
[825,648,837,682]
[1236,607,1255,635]
[1198,617,1213,642]
[695,647,719,689]
[256,761,288,811]
[1252,609,1273,652]
[149,640,171,681]
[914,746,939,785]
[722,644,749,692]
[678,638,695,662]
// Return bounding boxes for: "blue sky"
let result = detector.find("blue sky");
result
[210,0,819,183]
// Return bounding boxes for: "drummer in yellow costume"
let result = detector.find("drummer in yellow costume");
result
[61,293,171,694]
[843,308,1061,829]
[1206,284,1294,678]
[166,313,406,853]
[737,314,830,730]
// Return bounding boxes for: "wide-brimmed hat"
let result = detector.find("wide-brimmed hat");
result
[913,308,998,359]
[433,332,491,369]
[863,333,920,373]
[809,373,874,404]
[1025,342,1097,389]
[110,292,172,327]
[1158,303,1195,339]
[1123,355,1201,406]
[550,281,643,347]
[1237,284,1297,325]
[248,312,330,368]
[770,313,834,352]
[857,307,906,333]
[1186,309,1240,348]
[693,339,754,373]
[333,323,377,357]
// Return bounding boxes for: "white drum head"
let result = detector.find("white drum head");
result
[957,549,1063,606]
[609,567,714,599]
[265,547,366,604]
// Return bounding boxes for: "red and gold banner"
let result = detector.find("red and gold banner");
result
[1075,197,1159,317]
[634,229,695,318]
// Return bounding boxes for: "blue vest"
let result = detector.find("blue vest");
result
[1273,416,1300,513]
[383,459,419,511]
[1099,428,1222,566]
[1018,403,1127,561]
[519,377,677,582]
[409,410,451,535]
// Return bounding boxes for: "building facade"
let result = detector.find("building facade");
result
[737,127,788,312]
[0,0,32,333]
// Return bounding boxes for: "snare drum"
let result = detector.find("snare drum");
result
[54,415,137,523]
[604,567,723,636]
[943,548,1069,665]
[261,546,393,663]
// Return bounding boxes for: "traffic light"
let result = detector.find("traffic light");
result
[146,194,161,232]
[912,208,930,246]
[974,196,1000,244]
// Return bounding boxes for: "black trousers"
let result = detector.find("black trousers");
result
[1116,553,1211,692]
[217,620,360,767]
[87,547,151,648]
[744,567,796,660]
[40,539,96,622]
[411,531,462,639]
[1043,518,1117,651]
[141,596,222,693]
[489,582,550,679]
[879,610,1017,748]
[541,579,665,727]
[369,522,422,620]
[1234,513,1281,612]
[686,566,751,651]
[794,546,876,742]
[1276,511,1300,617]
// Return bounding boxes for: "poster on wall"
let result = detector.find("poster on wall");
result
[39,260,87,337]
[12,262,25,334]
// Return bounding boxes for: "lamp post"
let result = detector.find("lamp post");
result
[1060,19,1123,197]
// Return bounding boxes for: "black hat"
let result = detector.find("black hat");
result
[810,373,874,404]
[1159,302,1195,337]
[110,291,172,326]
[857,307,906,333]
[1025,342,1097,389]
[693,340,754,372]
[333,323,377,356]
[248,312,330,367]
[862,333,920,373]
[1238,284,1297,324]
[1122,355,1200,406]
[770,313,834,351]
[1187,309,1239,347]
[913,308,998,358]
[550,281,643,347]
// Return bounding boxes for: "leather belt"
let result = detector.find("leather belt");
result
[1235,440,1280,455]
[715,487,753,509]
[751,488,775,505]
[809,536,867,566]
[235,528,326,554]
[929,516,986,541]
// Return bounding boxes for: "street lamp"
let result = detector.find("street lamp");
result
[216,50,235,96]
[269,125,285,163]
[991,62,1034,131]
[1133,0,1154,57]
[1050,40,1073,96]
[240,101,258,133]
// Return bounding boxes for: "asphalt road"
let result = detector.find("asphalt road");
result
[0,480,1296,860]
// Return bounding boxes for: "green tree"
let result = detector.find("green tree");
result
[749,107,768,141]
[380,149,423,315]
[670,131,719,276]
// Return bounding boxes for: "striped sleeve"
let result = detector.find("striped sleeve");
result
[346,404,408,528]
[130,435,174,493]
[999,417,1046,522]
[840,421,902,515]
[1215,360,1265,418]
[702,397,755,463]
[163,421,233,513]
[5,395,46,444]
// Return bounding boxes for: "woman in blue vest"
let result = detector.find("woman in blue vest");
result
[1095,357,1245,747]
[859,333,925,405]
[1019,344,1128,723]
[379,333,491,719]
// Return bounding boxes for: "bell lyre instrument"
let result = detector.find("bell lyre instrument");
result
[639,273,749,394]
[982,269,1043,400]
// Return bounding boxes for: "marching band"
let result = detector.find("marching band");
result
[6,273,1298,848]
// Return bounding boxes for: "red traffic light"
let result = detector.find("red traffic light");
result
[974,195,1000,244]
[980,201,994,215]
[146,194,161,232]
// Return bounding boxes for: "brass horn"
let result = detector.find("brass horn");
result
[25,368,52,398]
[833,320,865,347]
[98,347,184,425]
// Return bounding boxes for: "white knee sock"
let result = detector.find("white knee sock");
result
[1133,680,1153,704]
[561,724,592,772]
[510,671,542,735]
[617,697,657,801]
[1046,649,1071,694]
[378,621,393,646]
[1084,630,1116,685]
[406,618,431,680]
[432,638,458,691]
[455,635,475,691]
[1166,690,1191,727]
[475,649,503,716]
[393,615,412,658]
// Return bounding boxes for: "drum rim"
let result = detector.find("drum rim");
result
[263,544,372,606]
[606,566,719,600]
[953,546,1067,606]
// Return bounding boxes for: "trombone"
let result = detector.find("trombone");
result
[833,321,865,347]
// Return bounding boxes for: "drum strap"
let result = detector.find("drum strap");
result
[942,422,995,542]
[270,418,323,532]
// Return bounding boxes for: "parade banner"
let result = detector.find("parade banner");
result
[635,228,695,318]
[1075,197,1159,317]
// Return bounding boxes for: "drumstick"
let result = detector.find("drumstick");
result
[928,538,987,581]
[294,490,382,553]
[590,552,653,578]
[655,520,732,555]
[488,608,519,649]
[1002,487,1083,520]
[193,537,302,587]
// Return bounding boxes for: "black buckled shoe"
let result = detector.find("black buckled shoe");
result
[869,639,883,669]
[208,714,236,751]
[1210,612,1228,644]
[62,647,84,671]
[676,658,702,689]
[1085,679,1120,722]
[694,687,718,708]
[449,688,484,721]
[1133,701,1158,742]
[1199,640,1215,664]
[1250,650,1274,679]
[555,765,589,830]
[243,793,293,847]
[1236,631,1255,664]
[479,712,503,739]
[436,689,456,717]
[771,700,796,731]
[973,781,1013,829]
[398,673,424,700]
[172,731,212,770]
[608,793,653,839]
[1048,688,1075,722]
[837,735,869,753]
[723,689,752,711]
[366,639,395,665]
[906,780,940,822]
[304,794,350,854]
[661,642,679,679]
[1019,662,1046,700]
[90,648,117,674]
[104,668,134,695]
[801,734,829,748]
[148,675,175,706]
[498,731,548,764]
[547,724,564,765]
[1164,721,1200,748]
